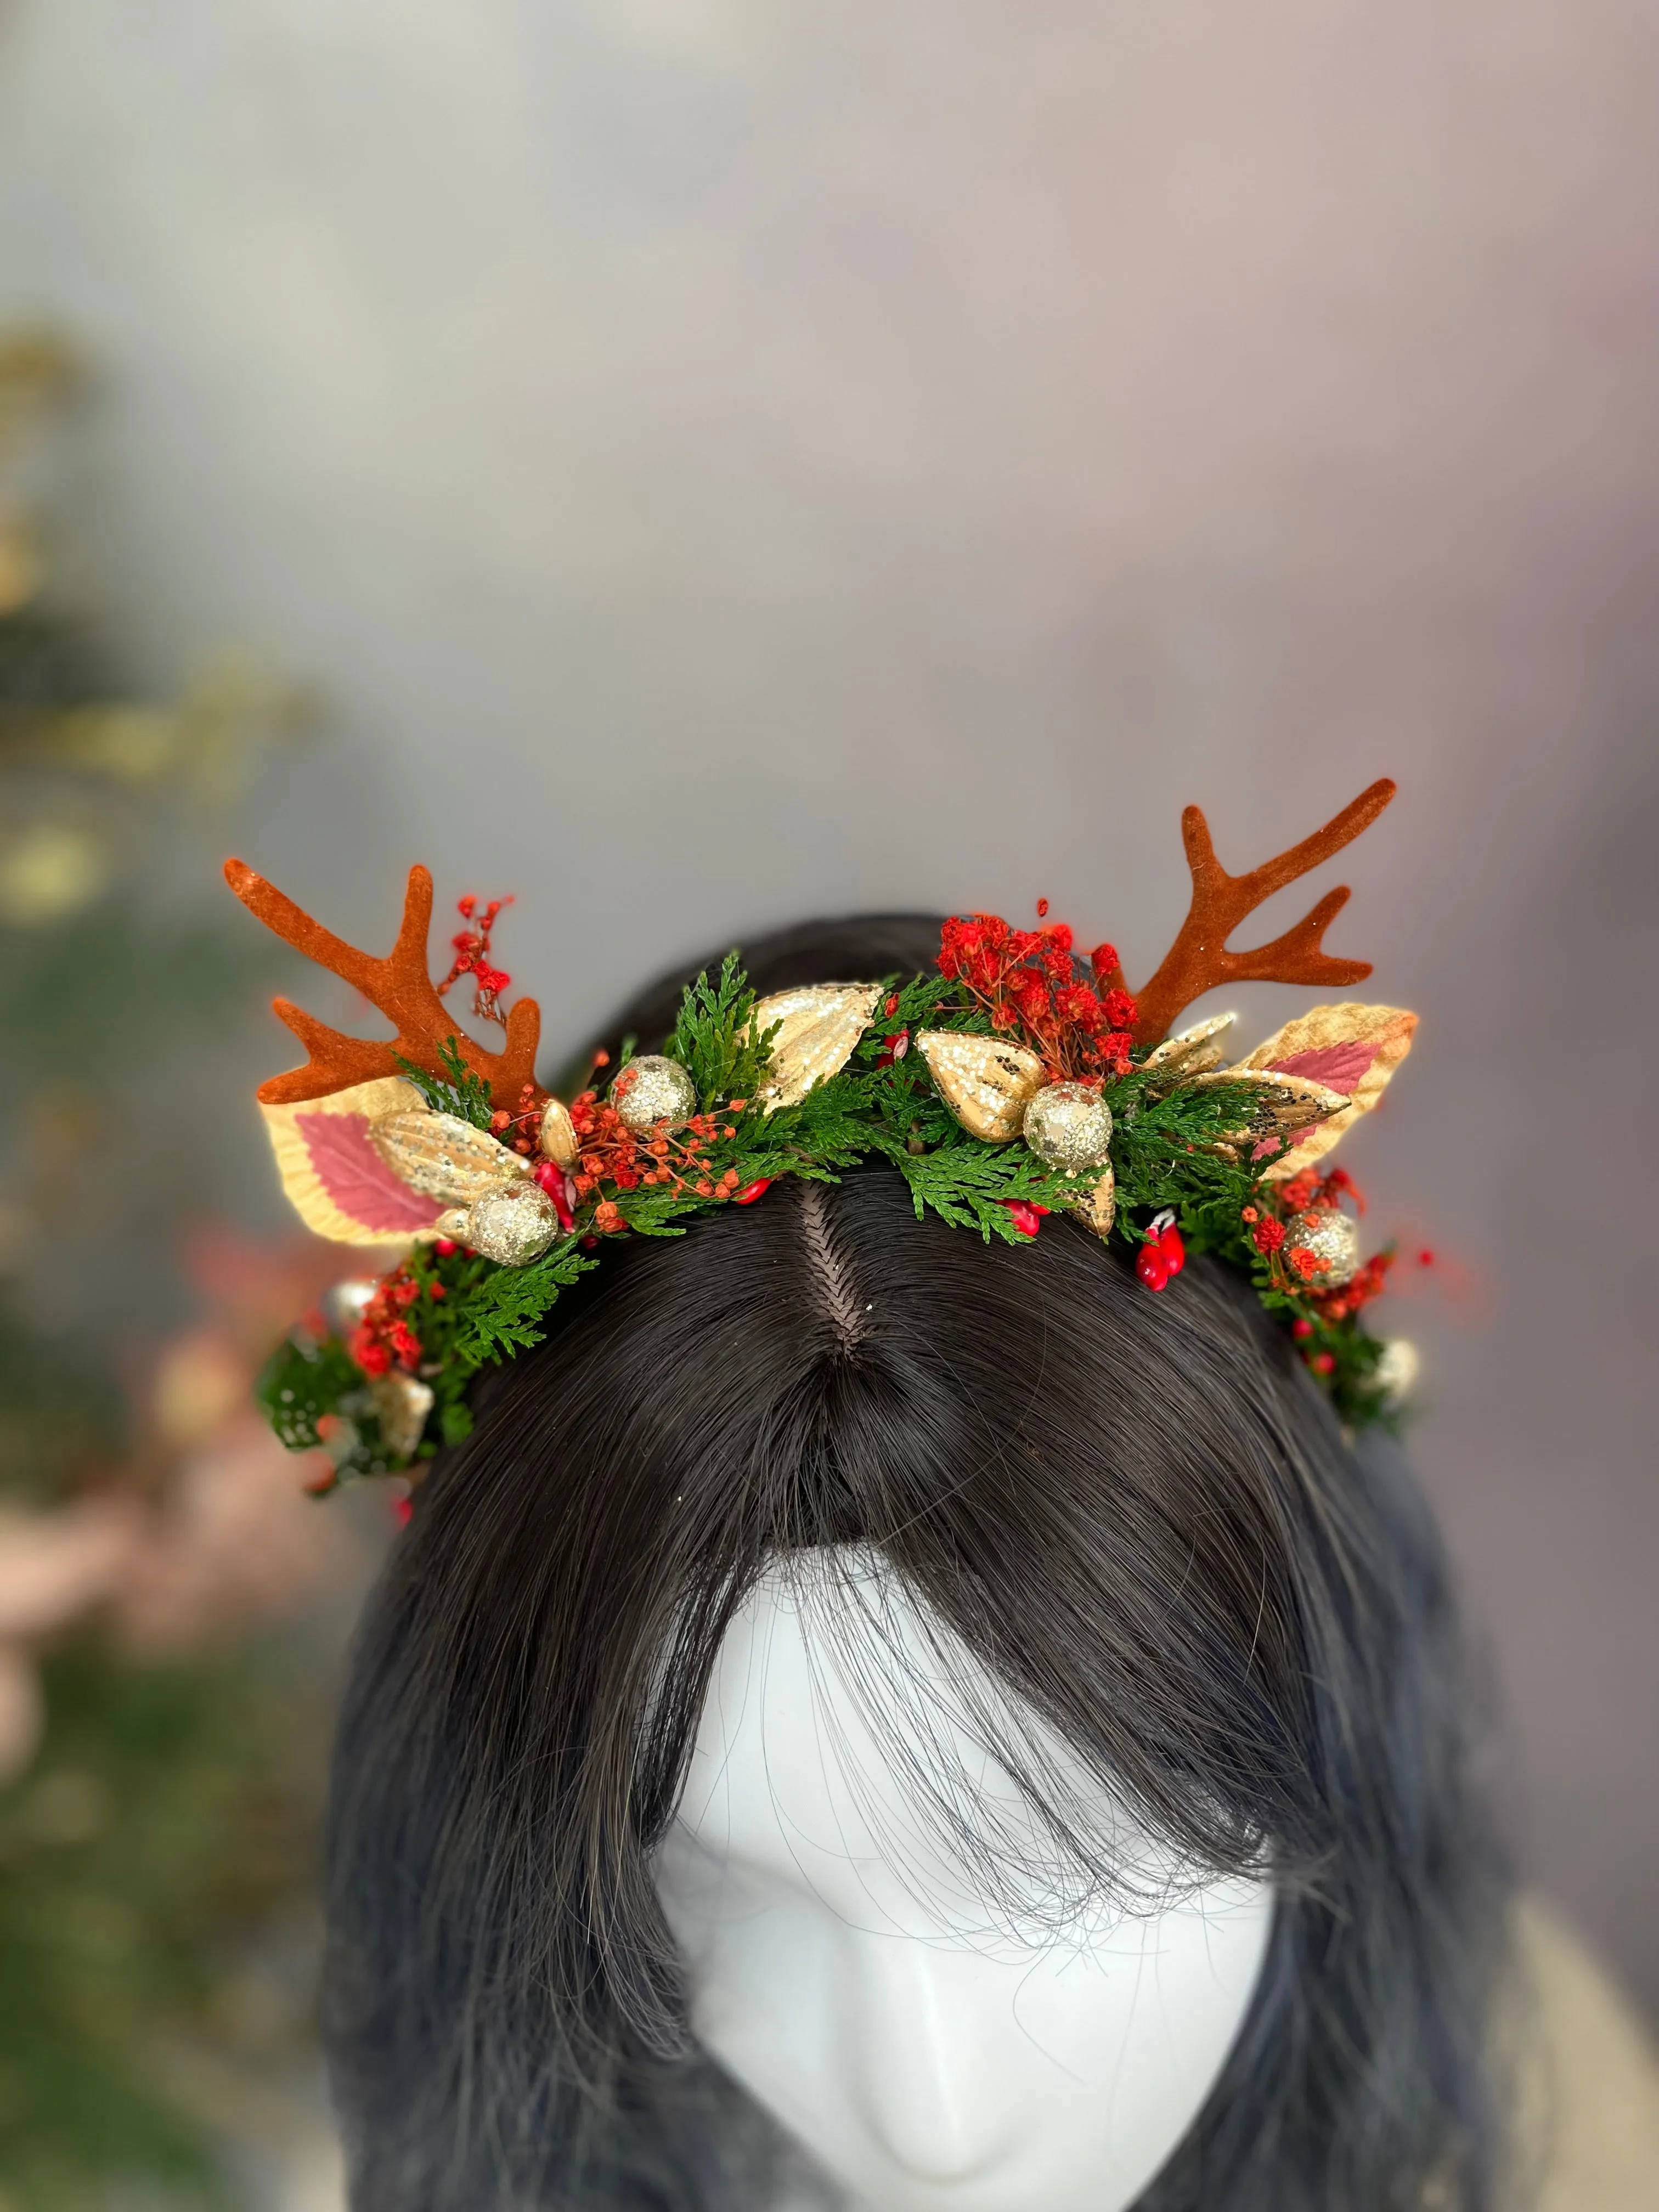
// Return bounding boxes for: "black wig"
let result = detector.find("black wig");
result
[324,916,1510,2211]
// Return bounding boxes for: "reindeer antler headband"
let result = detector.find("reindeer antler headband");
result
[229,781,1421,1488]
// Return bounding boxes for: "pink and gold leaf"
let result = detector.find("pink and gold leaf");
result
[258,1075,448,1245]
[1238,1002,1418,1180]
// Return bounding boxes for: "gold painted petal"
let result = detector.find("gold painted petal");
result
[258,1075,444,1246]
[1068,1164,1117,1239]
[368,1109,531,1203]
[756,982,882,1110]
[369,1372,435,1461]
[1237,1002,1418,1181]
[916,1032,1046,1142]
[1184,1069,1352,1163]
[539,1097,579,1170]
[1139,1012,1238,1091]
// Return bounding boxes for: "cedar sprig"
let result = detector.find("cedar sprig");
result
[868,1128,1077,1242]
[394,1035,496,1129]
[668,952,777,1108]
[450,1238,597,1363]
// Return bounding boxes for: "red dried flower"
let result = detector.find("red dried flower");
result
[1253,1217,1286,1255]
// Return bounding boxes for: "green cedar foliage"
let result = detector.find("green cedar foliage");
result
[394,1035,496,1128]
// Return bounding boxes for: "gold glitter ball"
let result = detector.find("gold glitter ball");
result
[465,1183,562,1267]
[1021,1082,1114,1176]
[1284,1206,1360,1288]
[611,1054,697,1134]
[539,1096,579,1170]
[1374,1338,1421,1402]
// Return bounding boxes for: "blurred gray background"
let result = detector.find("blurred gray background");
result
[1,0,1655,2013]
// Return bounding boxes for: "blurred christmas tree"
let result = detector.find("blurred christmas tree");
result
[0,334,370,2210]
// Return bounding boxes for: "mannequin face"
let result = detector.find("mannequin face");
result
[653,1552,1274,2212]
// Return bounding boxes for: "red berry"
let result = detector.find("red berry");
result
[1002,1200,1044,1238]
[1312,1351,1336,1375]
[435,1238,458,1257]
[1137,1243,1172,1292]
[1158,1223,1186,1276]
[1291,1318,1314,1340]
[733,1179,773,1206]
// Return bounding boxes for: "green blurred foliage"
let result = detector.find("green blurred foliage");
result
[0,1645,325,2210]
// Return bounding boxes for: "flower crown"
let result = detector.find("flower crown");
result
[228,780,1422,1488]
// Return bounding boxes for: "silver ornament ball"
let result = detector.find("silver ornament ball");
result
[321,1278,378,1339]
[1373,1338,1421,1403]
[465,1183,563,1267]
[1021,1082,1115,1176]
[611,1054,698,1134]
[1284,1206,1361,1289]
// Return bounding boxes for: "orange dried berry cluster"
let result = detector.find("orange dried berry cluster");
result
[568,1088,752,1233]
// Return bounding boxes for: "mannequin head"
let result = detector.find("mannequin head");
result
[655,1550,1276,2211]
[324,916,1509,2212]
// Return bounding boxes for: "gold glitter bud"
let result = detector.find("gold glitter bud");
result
[539,1096,579,1170]
[369,1371,435,1461]
[369,1109,529,1203]
[1068,1164,1117,1239]
[916,1032,1045,1141]
[755,983,881,1110]
[464,1183,563,1267]
[1284,1206,1360,1288]
[1373,1338,1421,1402]
[1022,1082,1115,1176]
[611,1054,698,1135]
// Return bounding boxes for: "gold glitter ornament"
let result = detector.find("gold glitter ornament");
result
[1284,1206,1361,1288]
[539,1097,579,1170]
[611,1054,697,1134]
[369,1372,435,1460]
[463,1183,563,1267]
[916,1032,1045,1141]
[369,1109,529,1203]
[1022,1082,1114,1177]
[1139,1012,1237,1092]
[1068,1165,1117,1238]
[1374,1338,1421,1403]
[755,983,881,1110]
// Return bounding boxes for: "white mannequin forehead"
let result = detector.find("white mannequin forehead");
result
[653,1550,1274,2212]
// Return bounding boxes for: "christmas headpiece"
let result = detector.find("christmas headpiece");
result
[229,780,1421,1488]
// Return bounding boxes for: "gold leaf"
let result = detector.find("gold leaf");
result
[1183,1069,1351,1163]
[916,1032,1046,1141]
[1068,1165,1116,1239]
[1236,1002,1418,1181]
[1139,1011,1237,1093]
[755,983,882,1110]
[258,1075,441,1246]
[368,1110,531,1203]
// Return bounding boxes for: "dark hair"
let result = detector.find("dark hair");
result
[325,916,1511,2212]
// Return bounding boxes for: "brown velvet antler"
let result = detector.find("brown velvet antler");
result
[1126,780,1397,1043]
[224,859,543,1108]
